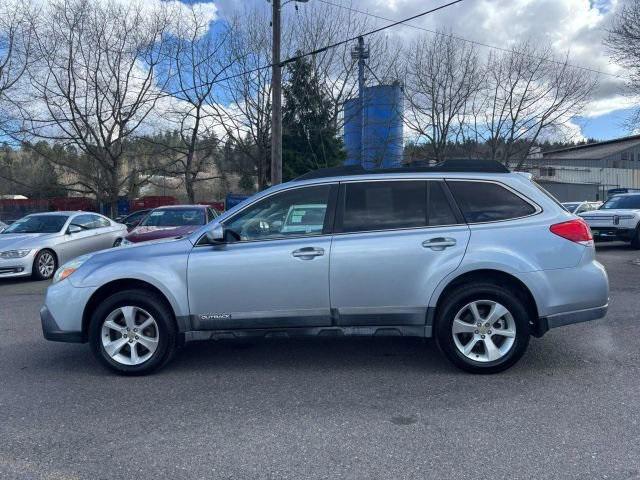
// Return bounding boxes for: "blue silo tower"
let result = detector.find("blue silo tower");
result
[343,38,403,169]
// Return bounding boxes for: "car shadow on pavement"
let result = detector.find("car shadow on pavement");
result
[31,328,593,380]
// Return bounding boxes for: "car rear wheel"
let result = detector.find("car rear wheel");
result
[32,249,57,280]
[435,283,530,374]
[89,289,177,375]
[113,238,123,247]
[630,226,640,249]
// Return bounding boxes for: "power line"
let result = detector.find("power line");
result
[316,0,630,82]
[24,0,467,127]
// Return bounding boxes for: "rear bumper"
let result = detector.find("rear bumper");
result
[533,304,607,337]
[591,227,634,241]
[544,304,608,329]
[40,305,84,343]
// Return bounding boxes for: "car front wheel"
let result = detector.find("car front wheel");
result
[435,283,531,374]
[89,289,177,375]
[33,249,57,280]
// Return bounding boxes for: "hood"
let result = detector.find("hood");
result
[0,232,56,250]
[125,225,200,243]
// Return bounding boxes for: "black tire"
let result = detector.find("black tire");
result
[113,238,123,247]
[32,249,57,280]
[435,282,531,374]
[630,226,640,249]
[89,289,177,375]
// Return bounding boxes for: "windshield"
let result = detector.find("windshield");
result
[600,195,640,210]
[562,203,580,213]
[140,208,205,227]
[2,215,69,234]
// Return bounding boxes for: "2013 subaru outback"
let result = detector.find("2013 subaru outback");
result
[41,160,609,375]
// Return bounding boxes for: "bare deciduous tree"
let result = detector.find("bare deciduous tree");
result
[215,8,276,190]
[156,6,235,203]
[290,2,397,132]
[22,0,171,215]
[469,42,595,167]
[0,1,35,137]
[606,1,640,129]
[402,32,482,163]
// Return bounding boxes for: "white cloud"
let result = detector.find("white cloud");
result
[214,0,634,125]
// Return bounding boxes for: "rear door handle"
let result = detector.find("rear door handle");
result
[292,247,325,259]
[422,237,457,251]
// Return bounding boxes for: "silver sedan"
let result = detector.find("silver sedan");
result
[0,211,127,280]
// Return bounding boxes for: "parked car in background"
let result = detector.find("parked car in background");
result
[580,193,640,248]
[562,201,602,214]
[121,205,218,245]
[0,211,127,280]
[41,161,608,375]
[115,209,151,232]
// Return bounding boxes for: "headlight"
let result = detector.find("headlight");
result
[53,254,91,284]
[0,249,32,259]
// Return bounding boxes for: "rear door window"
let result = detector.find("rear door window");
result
[73,214,99,230]
[448,181,537,223]
[338,180,458,233]
[340,181,427,233]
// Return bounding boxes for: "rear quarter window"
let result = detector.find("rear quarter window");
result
[448,181,537,223]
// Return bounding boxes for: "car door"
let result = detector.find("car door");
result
[91,214,119,249]
[58,214,102,262]
[187,183,338,330]
[330,179,470,327]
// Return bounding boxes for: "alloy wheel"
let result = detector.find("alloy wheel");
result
[451,300,516,363]
[38,252,56,278]
[100,306,159,366]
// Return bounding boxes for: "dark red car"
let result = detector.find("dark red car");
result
[122,205,219,245]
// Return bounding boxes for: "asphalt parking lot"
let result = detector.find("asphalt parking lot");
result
[1,244,639,480]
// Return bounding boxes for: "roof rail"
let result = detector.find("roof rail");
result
[294,159,509,181]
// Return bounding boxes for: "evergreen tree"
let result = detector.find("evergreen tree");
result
[282,55,346,180]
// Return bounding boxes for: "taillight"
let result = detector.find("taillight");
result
[549,218,593,245]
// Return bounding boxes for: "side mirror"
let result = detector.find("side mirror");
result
[67,224,82,235]
[205,224,225,243]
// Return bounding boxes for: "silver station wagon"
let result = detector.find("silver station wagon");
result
[41,160,609,375]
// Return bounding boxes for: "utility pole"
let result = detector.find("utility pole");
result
[271,0,283,185]
[352,36,369,167]
[270,0,309,185]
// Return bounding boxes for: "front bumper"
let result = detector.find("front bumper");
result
[40,279,95,343]
[40,305,83,342]
[0,252,35,278]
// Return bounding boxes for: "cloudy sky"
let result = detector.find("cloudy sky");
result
[22,0,633,142]
[197,0,633,142]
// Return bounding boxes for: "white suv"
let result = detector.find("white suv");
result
[580,193,640,248]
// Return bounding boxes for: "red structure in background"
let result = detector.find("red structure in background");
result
[0,196,227,222]
[201,201,224,212]
[49,197,97,212]
[131,196,177,211]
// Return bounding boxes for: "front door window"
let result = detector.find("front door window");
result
[223,185,332,241]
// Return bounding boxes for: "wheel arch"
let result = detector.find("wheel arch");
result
[81,278,183,341]
[429,269,540,335]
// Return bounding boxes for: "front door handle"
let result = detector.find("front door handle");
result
[422,237,457,251]
[292,247,325,259]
